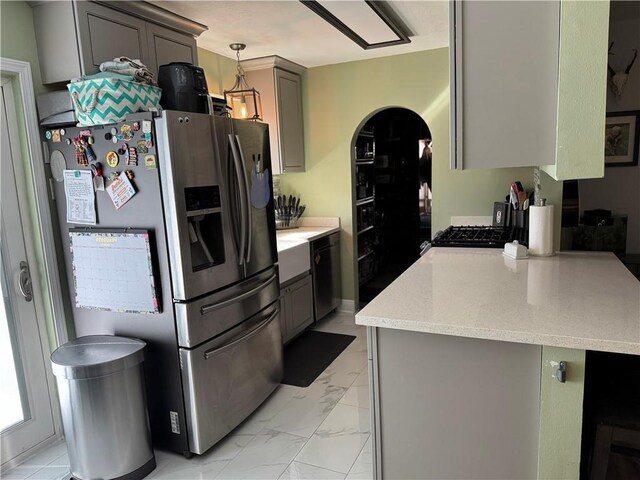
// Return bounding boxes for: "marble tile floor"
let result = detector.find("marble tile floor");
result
[3,312,373,480]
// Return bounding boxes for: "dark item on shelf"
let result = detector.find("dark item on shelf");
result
[583,209,613,226]
[572,215,627,256]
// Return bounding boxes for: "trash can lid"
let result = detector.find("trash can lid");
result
[51,335,146,380]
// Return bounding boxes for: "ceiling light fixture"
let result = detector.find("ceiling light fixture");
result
[224,43,262,121]
[300,0,412,50]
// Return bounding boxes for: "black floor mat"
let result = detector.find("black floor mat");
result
[282,330,355,387]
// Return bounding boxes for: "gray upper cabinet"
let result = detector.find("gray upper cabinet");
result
[75,1,149,76]
[451,0,560,170]
[243,57,306,174]
[145,22,198,75]
[31,1,205,85]
[450,0,610,180]
[275,68,305,172]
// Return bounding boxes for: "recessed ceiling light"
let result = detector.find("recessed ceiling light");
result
[300,0,412,50]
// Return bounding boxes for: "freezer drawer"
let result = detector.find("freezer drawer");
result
[175,266,280,348]
[179,301,283,454]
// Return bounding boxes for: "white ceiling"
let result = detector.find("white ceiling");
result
[151,1,450,68]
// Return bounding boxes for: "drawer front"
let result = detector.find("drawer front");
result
[175,267,280,348]
[180,302,283,454]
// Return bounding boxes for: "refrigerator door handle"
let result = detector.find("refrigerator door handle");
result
[199,273,278,315]
[234,135,252,264]
[203,307,279,359]
[226,141,242,264]
[228,134,247,265]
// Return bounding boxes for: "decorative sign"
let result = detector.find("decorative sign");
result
[106,171,136,209]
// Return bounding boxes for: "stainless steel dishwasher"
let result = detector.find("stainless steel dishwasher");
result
[311,232,341,321]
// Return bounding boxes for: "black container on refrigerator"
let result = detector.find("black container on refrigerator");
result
[44,111,282,457]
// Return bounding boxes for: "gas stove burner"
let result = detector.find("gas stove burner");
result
[431,226,528,248]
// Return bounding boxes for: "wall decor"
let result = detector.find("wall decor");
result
[607,42,637,99]
[605,111,639,167]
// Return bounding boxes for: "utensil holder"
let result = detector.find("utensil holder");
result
[275,213,299,230]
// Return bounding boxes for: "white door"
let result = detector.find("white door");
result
[1,78,56,466]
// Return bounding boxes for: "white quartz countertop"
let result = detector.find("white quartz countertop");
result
[356,248,640,355]
[276,226,340,242]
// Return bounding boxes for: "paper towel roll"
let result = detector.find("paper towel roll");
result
[528,205,554,256]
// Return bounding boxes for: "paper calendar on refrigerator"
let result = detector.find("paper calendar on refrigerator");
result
[69,229,160,314]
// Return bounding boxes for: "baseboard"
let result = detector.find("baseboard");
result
[337,299,355,313]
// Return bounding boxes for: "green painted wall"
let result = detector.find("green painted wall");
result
[197,47,237,96]
[1,1,59,350]
[1,0,46,94]
[277,49,563,301]
[538,347,586,479]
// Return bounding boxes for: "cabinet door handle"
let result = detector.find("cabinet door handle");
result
[555,361,567,383]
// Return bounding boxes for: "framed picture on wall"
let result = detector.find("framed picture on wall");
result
[605,111,640,167]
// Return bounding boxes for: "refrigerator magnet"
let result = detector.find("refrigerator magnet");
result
[144,154,157,169]
[127,147,138,166]
[121,124,133,140]
[106,151,119,168]
[142,120,152,134]
[93,175,105,192]
[136,141,148,154]
[51,130,61,142]
[106,172,136,210]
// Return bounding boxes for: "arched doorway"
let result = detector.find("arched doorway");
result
[353,108,431,308]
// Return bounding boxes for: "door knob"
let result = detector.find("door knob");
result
[18,261,33,302]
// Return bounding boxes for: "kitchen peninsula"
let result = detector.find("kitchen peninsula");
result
[356,248,640,479]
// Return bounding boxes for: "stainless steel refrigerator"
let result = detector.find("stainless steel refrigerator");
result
[45,110,282,456]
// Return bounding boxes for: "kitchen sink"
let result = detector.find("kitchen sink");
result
[276,238,310,284]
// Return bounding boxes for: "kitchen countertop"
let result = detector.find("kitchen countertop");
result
[276,217,340,242]
[356,248,640,355]
[276,225,340,243]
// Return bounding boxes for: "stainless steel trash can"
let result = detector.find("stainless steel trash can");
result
[51,336,156,480]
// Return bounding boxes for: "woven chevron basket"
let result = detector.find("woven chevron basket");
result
[67,78,161,127]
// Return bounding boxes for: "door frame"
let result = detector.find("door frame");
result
[0,58,65,467]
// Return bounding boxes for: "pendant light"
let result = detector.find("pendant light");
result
[224,43,262,121]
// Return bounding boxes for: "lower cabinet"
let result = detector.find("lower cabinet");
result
[279,273,313,344]
[369,328,588,479]
[371,328,543,479]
